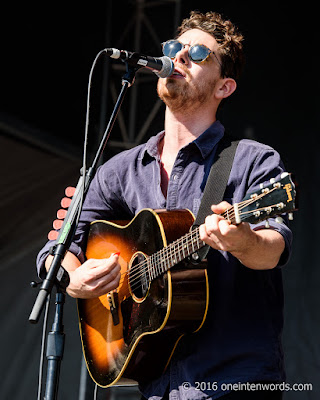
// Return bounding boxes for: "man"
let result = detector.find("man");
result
[37,11,292,400]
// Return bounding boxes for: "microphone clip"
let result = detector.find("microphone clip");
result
[121,62,139,87]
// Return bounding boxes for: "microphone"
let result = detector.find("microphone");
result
[105,48,174,78]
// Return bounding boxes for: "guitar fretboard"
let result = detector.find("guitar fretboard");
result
[147,227,206,281]
[145,203,242,281]
[143,174,295,283]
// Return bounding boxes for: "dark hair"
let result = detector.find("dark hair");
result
[177,11,245,80]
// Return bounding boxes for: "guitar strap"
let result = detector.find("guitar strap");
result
[192,134,240,260]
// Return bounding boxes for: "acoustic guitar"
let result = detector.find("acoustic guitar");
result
[77,173,296,387]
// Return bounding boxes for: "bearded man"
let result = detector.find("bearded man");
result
[37,11,292,400]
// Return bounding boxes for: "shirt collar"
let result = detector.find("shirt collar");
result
[193,120,225,159]
[143,130,165,160]
[143,121,225,161]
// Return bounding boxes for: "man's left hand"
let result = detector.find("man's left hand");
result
[199,201,285,270]
[199,201,254,254]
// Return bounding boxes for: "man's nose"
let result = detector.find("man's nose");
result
[174,45,190,65]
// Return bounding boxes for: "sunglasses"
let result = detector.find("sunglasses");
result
[162,39,222,67]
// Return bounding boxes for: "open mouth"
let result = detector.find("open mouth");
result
[171,68,185,78]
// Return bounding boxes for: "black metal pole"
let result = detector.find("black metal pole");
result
[29,61,139,399]
[44,289,65,400]
[29,63,138,325]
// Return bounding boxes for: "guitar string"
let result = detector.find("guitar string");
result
[121,200,283,299]
[116,188,278,290]
[119,202,284,298]
[122,191,282,291]
[115,197,251,286]
[117,187,275,286]
[116,189,280,296]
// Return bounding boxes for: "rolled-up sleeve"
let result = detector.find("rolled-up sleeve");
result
[230,139,294,268]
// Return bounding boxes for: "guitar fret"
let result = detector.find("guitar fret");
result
[161,249,165,275]
[169,244,175,266]
[187,237,193,255]
[159,251,163,274]
[176,241,181,263]
[191,229,195,253]
[154,253,158,278]
[150,254,154,280]
[197,231,203,249]
[178,240,182,262]
[161,248,166,274]
[153,253,158,279]
[148,227,206,283]
[156,252,160,278]
[181,236,186,259]
[158,249,163,276]
[147,256,152,283]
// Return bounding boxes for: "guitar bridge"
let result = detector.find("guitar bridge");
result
[107,291,120,326]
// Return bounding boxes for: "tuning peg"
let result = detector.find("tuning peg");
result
[277,202,285,210]
[288,213,294,220]
[275,216,284,224]
[281,172,289,178]
[270,178,275,184]
[260,183,264,189]
[265,219,270,228]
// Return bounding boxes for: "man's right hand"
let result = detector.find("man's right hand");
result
[66,253,121,298]
[45,252,121,299]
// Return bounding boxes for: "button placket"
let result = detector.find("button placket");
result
[166,151,188,209]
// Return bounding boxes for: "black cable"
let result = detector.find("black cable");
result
[76,49,107,228]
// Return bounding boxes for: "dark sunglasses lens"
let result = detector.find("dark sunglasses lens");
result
[163,40,183,59]
[189,44,210,62]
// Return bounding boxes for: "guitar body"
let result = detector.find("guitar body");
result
[77,208,209,387]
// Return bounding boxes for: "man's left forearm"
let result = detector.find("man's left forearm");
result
[199,202,286,271]
[231,228,285,270]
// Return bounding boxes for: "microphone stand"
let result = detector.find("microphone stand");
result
[29,62,139,400]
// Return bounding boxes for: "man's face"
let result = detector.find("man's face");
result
[157,28,222,113]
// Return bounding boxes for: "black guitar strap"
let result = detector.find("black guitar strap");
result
[192,134,240,260]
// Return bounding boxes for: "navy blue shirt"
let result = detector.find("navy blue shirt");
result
[37,121,292,399]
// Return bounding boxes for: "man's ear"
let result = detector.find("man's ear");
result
[215,78,237,100]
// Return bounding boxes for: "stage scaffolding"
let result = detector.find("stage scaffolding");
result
[98,0,181,155]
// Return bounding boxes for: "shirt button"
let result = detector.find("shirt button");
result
[173,175,178,181]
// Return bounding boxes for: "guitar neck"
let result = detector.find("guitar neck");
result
[148,207,239,280]
[148,226,206,280]
[147,172,297,281]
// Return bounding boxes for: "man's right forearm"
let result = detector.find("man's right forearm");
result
[45,251,82,273]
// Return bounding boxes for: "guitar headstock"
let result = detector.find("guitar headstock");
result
[230,173,297,225]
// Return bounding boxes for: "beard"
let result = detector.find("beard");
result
[157,68,217,113]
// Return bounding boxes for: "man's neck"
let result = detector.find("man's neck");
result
[161,106,216,156]
[158,105,216,197]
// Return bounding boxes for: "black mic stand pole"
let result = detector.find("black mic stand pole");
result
[29,62,139,400]
[44,287,65,400]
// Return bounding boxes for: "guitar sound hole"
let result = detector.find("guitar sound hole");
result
[129,252,150,300]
